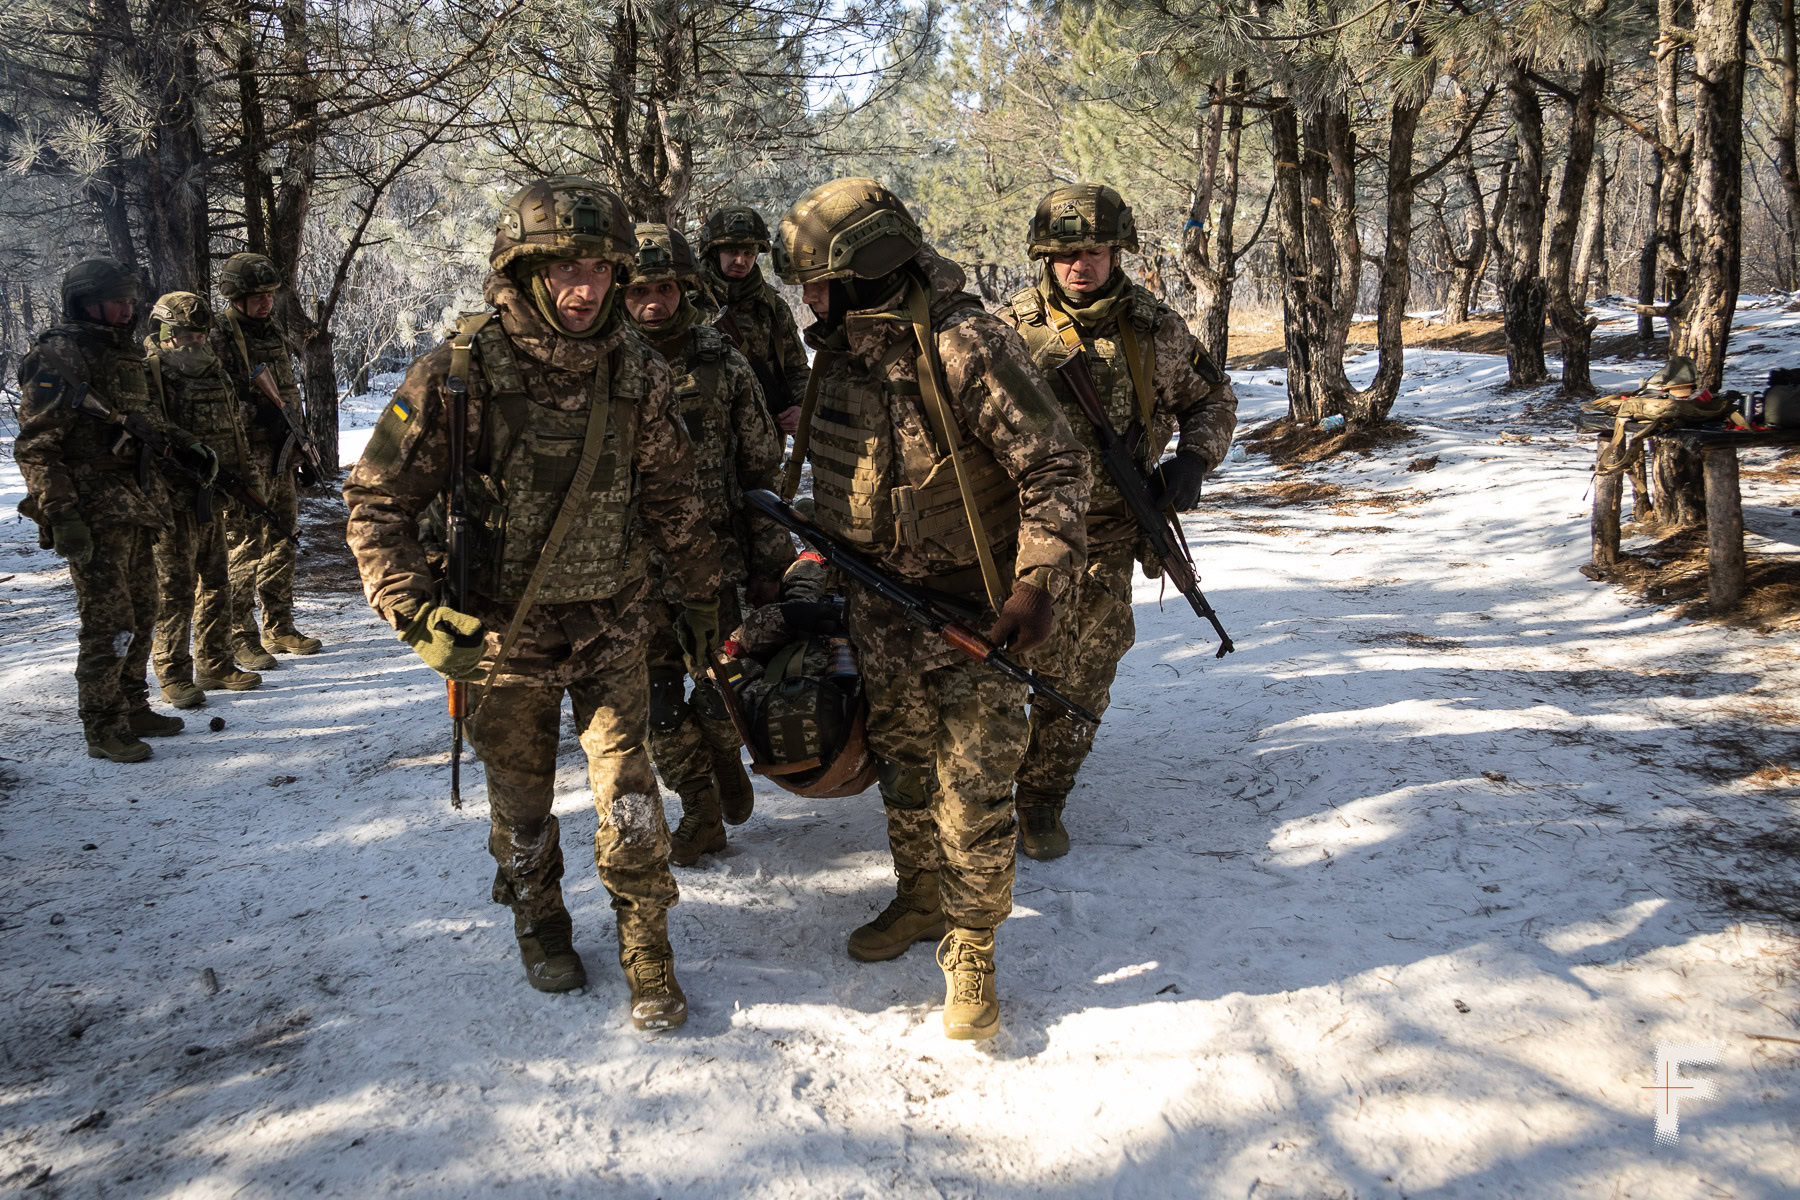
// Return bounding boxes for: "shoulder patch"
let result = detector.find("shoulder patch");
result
[1008,288,1046,326]
[1191,343,1224,385]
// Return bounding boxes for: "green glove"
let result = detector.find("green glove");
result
[399,602,488,681]
[51,518,94,566]
[188,440,220,486]
[676,598,723,671]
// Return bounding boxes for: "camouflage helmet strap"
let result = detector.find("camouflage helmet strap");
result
[905,282,1009,611]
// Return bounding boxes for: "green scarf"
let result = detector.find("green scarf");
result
[527,272,618,340]
[706,258,767,306]
[1041,263,1129,332]
[633,294,700,351]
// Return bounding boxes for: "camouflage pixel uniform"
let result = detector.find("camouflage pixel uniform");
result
[343,272,720,943]
[212,305,303,643]
[701,259,811,418]
[797,245,1090,932]
[16,319,177,745]
[147,334,259,687]
[999,266,1238,813]
[636,298,792,807]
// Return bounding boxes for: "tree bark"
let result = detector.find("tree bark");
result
[1446,148,1488,325]
[1779,0,1800,290]
[1653,0,1694,346]
[1574,146,1609,305]
[1546,63,1606,398]
[1679,0,1753,391]
[1345,95,1420,424]
[1183,71,1246,364]
[1502,66,1549,387]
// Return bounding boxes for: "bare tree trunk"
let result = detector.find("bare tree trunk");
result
[1503,66,1550,386]
[1654,0,1694,343]
[1183,71,1246,363]
[1547,63,1606,398]
[1780,0,1800,289]
[1270,99,1327,423]
[1446,148,1488,325]
[1345,95,1421,424]
[1574,146,1609,305]
[1637,150,1664,345]
[1680,0,1753,390]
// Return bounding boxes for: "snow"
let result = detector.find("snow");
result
[2,308,1798,1198]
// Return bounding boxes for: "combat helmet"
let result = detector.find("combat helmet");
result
[737,636,877,799]
[217,252,282,299]
[151,291,212,334]
[632,222,702,286]
[490,176,635,275]
[698,205,772,257]
[773,178,922,285]
[1027,183,1139,259]
[61,257,140,319]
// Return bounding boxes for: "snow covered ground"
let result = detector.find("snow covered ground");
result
[2,308,1797,1198]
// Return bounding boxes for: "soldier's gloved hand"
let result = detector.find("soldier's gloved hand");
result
[1151,451,1208,512]
[987,580,1053,653]
[50,518,94,566]
[676,598,723,670]
[181,439,220,486]
[399,602,488,681]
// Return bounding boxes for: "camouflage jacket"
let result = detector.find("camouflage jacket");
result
[999,269,1238,550]
[343,275,721,686]
[16,320,176,531]
[210,306,302,472]
[146,335,258,490]
[702,261,811,414]
[800,244,1089,605]
[636,300,794,598]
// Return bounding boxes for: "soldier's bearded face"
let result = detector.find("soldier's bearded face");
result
[241,293,276,319]
[802,280,831,318]
[1049,247,1116,295]
[624,280,681,324]
[718,248,757,279]
[541,258,615,332]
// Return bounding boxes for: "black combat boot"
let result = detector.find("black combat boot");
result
[514,910,587,993]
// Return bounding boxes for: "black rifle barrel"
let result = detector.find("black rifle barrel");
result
[743,488,1100,725]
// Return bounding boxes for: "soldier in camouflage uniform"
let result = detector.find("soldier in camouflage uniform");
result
[998,184,1238,860]
[211,252,322,670]
[145,292,265,708]
[15,259,208,761]
[622,223,794,865]
[775,179,1090,1040]
[697,205,811,434]
[344,178,722,1031]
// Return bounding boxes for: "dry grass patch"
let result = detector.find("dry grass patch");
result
[1597,524,1800,630]
[1746,762,1800,788]
[1239,417,1423,465]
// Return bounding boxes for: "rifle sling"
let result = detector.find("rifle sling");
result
[905,282,1009,612]
[778,355,825,501]
[476,350,615,709]
[1042,294,1155,430]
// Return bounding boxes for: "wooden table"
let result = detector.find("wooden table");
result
[1577,412,1800,610]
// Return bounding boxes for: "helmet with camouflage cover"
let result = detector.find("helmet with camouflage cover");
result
[631,222,702,286]
[61,257,140,318]
[773,178,923,285]
[739,636,877,798]
[490,176,635,275]
[151,291,212,334]
[1027,183,1139,259]
[699,205,772,257]
[217,252,283,299]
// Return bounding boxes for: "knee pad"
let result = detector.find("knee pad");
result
[877,758,935,810]
[648,670,689,733]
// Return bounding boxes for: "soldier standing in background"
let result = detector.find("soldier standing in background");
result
[344,178,722,1031]
[15,260,209,761]
[144,293,266,708]
[774,179,1090,1040]
[212,252,322,670]
[998,184,1238,861]
[697,205,811,435]
[622,223,793,865]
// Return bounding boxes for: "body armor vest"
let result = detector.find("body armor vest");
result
[148,343,253,478]
[662,323,744,584]
[458,316,648,605]
[1009,284,1159,545]
[808,310,1019,582]
[37,325,159,474]
[219,308,302,407]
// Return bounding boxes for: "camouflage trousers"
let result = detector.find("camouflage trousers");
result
[856,591,1027,931]
[152,504,235,684]
[644,591,744,797]
[467,646,678,944]
[225,466,298,638]
[68,523,158,739]
[1015,546,1136,808]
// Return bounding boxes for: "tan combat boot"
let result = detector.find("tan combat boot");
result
[847,870,946,962]
[160,680,206,710]
[263,626,322,655]
[1017,807,1069,861]
[232,634,278,671]
[937,927,1000,1041]
[195,666,262,691]
[669,780,727,867]
[713,748,755,825]
[514,910,587,993]
[618,911,686,1031]
[127,709,185,738]
[86,730,153,763]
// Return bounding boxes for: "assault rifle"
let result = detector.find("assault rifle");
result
[444,371,472,809]
[743,488,1101,725]
[70,383,298,543]
[1053,354,1235,658]
[249,363,324,483]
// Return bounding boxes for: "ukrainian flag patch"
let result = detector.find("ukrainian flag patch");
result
[390,397,412,422]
